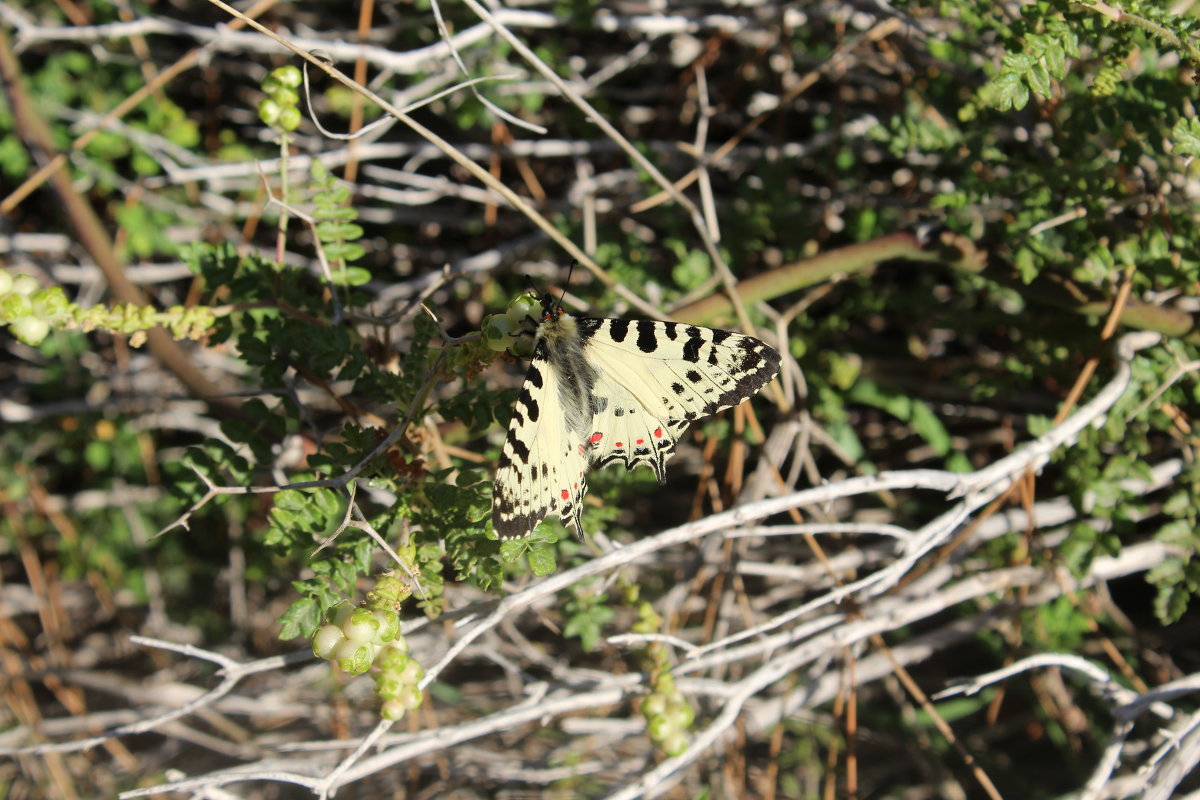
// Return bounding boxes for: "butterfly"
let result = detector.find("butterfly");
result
[491,291,781,541]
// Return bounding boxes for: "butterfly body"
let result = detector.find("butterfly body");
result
[493,294,780,541]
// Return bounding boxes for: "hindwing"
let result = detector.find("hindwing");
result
[492,346,589,541]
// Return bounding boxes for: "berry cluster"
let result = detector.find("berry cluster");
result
[481,292,541,357]
[257,66,303,133]
[311,603,425,722]
[0,272,65,346]
[0,270,215,347]
[628,587,696,757]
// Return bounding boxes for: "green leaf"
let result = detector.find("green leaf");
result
[1027,63,1053,99]
[330,267,372,286]
[278,596,321,640]
[1044,44,1065,80]
[527,545,557,576]
[1172,118,1200,158]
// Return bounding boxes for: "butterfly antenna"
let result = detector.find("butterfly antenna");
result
[555,259,577,313]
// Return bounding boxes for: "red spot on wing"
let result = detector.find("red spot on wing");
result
[573,482,578,489]
[561,489,569,500]
[590,432,604,444]
[636,438,644,445]
[654,427,663,438]
[615,441,624,448]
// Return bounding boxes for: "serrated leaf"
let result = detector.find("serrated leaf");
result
[1043,44,1066,80]
[527,546,556,576]
[499,539,526,562]
[1003,52,1035,72]
[1172,118,1200,157]
[1027,63,1053,98]
[991,71,1030,111]
[278,596,321,640]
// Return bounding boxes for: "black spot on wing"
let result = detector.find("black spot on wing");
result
[608,318,629,343]
[636,319,658,353]
[671,382,685,396]
[682,326,705,363]
[527,363,544,390]
[576,317,602,342]
[686,369,703,383]
[663,322,679,340]
[710,330,732,345]
[507,435,531,464]
[519,388,539,423]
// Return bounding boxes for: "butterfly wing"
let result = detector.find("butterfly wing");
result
[577,319,780,481]
[492,346,589,541]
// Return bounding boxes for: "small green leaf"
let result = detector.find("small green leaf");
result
[278,596,321,640]
[1172,118,1200,158]
[329,267,372,286]
[1043,44,1066,80]
[1027,63,1053,98]
[527,545,557,576]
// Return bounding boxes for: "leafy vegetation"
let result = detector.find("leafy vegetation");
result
[2,0,1199,797]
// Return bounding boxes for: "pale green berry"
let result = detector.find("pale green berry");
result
[11,275,39,296]
[381,699,406,721]
[272,87,299,107]
[376,672,404,700]
[334,640,377,675]
[646,714,676,741]
[664,698,695,728]
[258,98,281,127]
[482,315,517,352]
[398,658,424,684]
[273,65,302,88]
[660,730,689,756]
[506,293,540,323]
[1,293,32,319]
[371,609,399,644]
[398,684,423,710]
[342,608,380,643]
[312,624,346,660]
[641,695,667,718]
[277,106,302,132]
[12,317,50,346]
[330,602,354,627]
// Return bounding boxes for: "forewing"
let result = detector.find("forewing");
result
[492,351,589,540]
[577,319,780,481]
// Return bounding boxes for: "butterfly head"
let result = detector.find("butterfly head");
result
[539,292,567,321]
